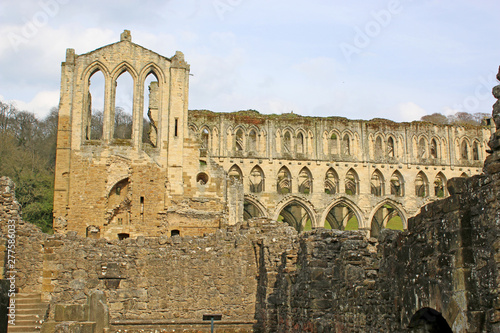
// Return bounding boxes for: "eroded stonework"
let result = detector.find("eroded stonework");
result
[52,31,494,240]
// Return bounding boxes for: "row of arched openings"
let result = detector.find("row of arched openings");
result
[244,198,405,237]
[201,126,483,164]
[229,164,452,198]
[85,66,161,146]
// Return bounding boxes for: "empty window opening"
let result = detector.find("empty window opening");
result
[174,118,178,137]
[297,132,304,154]
[390,171,404,197]
[298,167,312,194]
[473,141,479,160]
[375,137,383,159]
[118,233,130,240]
[171,229,180,237]
[418,138,427,159]
[370,203,404,238]
[324,168,339,195]
[114,71,134,140]
[278,202,312,233]
[277,167,292,194]
[249,166,264,193]
[201,128,209,149]
[244,201,265,220]
[235,129,244,151]
[387,137,395,158]
[415,172,428,198]
[283,131,291,153]
[196,172,209,185]
[345,169,358,195]
[248,130,257,152]
[140,196,144,215]
[430,139,438,159]
[325,203,358,231]
[434,173,446,198]
[461,141,469,160]
[329,133,338,155]
[343,134,351,156]
[370,170,384,196]
[143,73,159,146]
[86,70,104,140]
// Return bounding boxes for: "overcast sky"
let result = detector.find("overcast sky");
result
[1,0,499,122]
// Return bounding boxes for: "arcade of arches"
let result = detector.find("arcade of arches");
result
[52,31,493,239]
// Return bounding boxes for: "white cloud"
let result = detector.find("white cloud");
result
[3,90,59,119]
[395,102,427,122]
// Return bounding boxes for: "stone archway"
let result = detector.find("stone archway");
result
[368,200,408,238]
[274,198,316,232]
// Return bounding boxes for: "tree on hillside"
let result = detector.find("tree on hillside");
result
[421,113,448,124]
[0,101,57,232]
[421,111,490,126]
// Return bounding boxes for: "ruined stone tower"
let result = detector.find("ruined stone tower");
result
[53,31,232,239]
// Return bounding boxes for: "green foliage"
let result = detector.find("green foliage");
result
[0,101,57,233]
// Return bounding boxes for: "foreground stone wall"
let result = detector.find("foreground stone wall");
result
[254,172,500,332]
[4,169,500,332]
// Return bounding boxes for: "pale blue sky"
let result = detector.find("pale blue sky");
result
[0,0,499,122]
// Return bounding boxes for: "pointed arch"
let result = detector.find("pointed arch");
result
[248,128,258,152]
[113,69,134,140]
[460,139,469,160]
[274,197,317,232]
[345,168,359,195]
[322,198,363,230]
[434,172,447,198]
[235,127,244,151]
[228,164,243,183]
[243,195,268,220]
[283,130,292,154]
[81,60,111,81]
[390,170,404,197]
[139,62,166,85]
[329,130,340,155]
[298,167,313,194]
[111,61,139,81]
[369,199,408,238]
[143,74,159,146]
[472,140,480,160]
[249,165,265,193]
[84,69,105,141]
[418,137,427,159]
[371,169,384,196]
[375,135,384,159]
[342,133,351,156]
[387,136,395,158]
[415,171,429,198]
[277,166,292,194]
[296,131,305,154]
[200,127,210,149]
[430,138,438,159]
[324,168,339,194]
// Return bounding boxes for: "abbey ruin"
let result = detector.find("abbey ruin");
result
[3,30,500,332]
[52,30,492,240]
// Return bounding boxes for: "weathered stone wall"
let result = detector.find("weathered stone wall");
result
[4,165,500,332]
[252,171,500,332]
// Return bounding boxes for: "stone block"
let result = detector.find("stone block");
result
[55,304,88,322]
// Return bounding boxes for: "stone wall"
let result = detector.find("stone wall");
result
[252,171,500,332]
[5,169,500,332]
